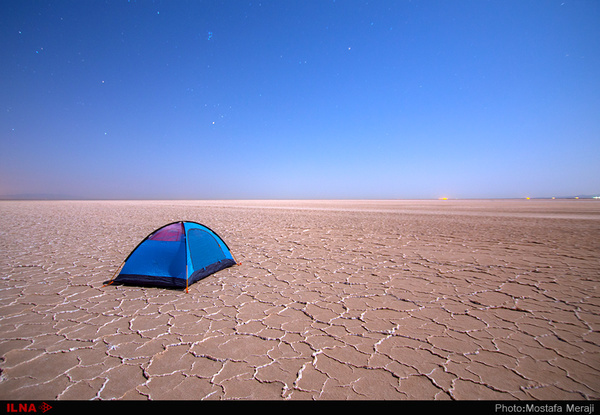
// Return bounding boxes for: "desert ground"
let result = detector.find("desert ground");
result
[0,199,598,400]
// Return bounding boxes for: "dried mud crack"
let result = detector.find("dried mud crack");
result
[0,200,598,400]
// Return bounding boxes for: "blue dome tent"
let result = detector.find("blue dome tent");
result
[105,221,238,292]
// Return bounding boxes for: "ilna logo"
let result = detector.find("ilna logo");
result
[5,403,52,413]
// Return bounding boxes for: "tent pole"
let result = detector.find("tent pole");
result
[103,260,125,287]
[185,221,189,293]
[185,264,189,293]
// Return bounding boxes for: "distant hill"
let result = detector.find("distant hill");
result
[0,193,75,200]
[533,194,600,200]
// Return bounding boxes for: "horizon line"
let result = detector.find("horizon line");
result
[1,195,599,202]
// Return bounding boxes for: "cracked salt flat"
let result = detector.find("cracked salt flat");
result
[0,200,598,400]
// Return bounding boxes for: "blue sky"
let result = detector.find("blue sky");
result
[1,0,599,199]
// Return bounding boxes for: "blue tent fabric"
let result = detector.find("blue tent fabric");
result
[108,221,237,289]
